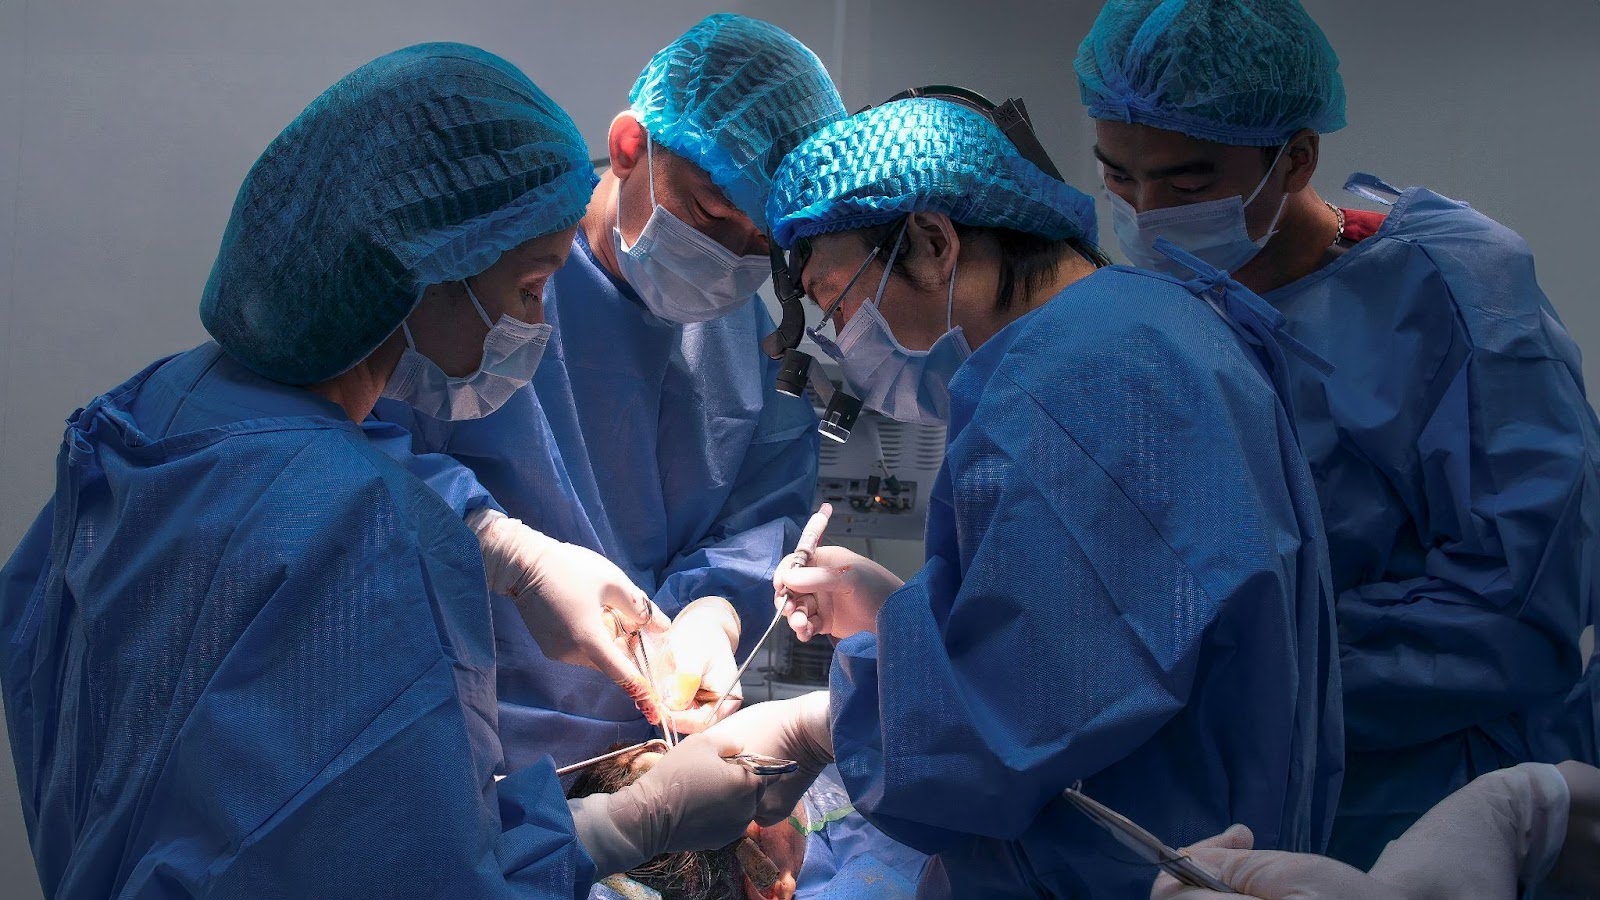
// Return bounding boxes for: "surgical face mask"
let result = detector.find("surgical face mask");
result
[1109,143,1290,277]
[381,280,551,421]
[810,225,971,426]
[613,135,771,324]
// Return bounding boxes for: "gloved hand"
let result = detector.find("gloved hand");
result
[659,596,743,734]
[469,508,670,720]
[1150,825,1407,899]
[773,545,902,642]
[1370,761,1586,898]
[1552,761,1600,894]
[704,691,833,826]
[567,730,763,876]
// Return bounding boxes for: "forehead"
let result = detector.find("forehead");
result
[1092,119,1254,173]
[801,231,866,272]
[492,226,576,273]
[656,145,737,204]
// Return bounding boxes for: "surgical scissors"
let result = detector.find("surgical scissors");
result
[1061,783,1236,892]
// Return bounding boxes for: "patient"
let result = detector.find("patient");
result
[570,742,808,900]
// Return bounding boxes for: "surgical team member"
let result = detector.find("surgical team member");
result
[766,98,1343,897]
[371,13,843,767]
[1077,0,1600,866]
[0,44,802,897]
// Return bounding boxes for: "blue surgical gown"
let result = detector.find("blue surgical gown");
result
[1262,187,1600,867]
[370,230,819,770]
[794,766,925,899]
[0,344,594,899]
[830,265,1344,898]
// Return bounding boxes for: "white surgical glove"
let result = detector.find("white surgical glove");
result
[566,730,763,876]
[658,596,743,734]
[469,508,669,719]
[1150,825,1407,899]
[1551,760,1600,894]
[704,691,833,826]
[1369,762,1579,898]
[773,545,901,642]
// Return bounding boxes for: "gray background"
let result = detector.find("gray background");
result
[0,1,1596,894]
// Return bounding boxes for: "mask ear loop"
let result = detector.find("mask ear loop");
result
[869,221,909,310]
[644,130,658,209]
[946,257,959,331]
[1243,142,1291,208]
[1246,143,1294,246]
[461,280,495,328]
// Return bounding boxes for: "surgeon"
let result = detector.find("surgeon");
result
[370,12,843,768]
[1077,0,1600,867]
[0,44,817,898]
[765,97,1343,897]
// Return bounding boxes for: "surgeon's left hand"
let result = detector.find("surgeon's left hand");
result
[774,545,901,642]
[659,596,744,734]
[704,691,833,826]
[1150,826,1407,899]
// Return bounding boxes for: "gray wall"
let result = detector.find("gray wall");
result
[0,1,1596,895]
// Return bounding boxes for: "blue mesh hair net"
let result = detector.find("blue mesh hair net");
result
[765,98,1098,249]
[1075,0,1346,147]
[201,43,598,386]
[630,14,844,230]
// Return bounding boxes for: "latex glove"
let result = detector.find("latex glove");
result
[704,691,833,826]
[567,730,763,876]
[659,596,743,734]
[1151,825,1407,899]
[773,545,902,642]
[1551,761,1600,894]
[470,508,670,720]
[1370,762,1583,898]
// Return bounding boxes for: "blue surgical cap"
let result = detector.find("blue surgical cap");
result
[630,14,845,230]
[201,43,597,386]
[1075,0,1346,147]
[766,99,1098,250]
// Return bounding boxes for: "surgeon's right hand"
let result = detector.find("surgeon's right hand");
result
[1150,826,1407,899]
[469,508,670,720]
[566,730,763,876]
[774,545,902,642]
[704,691,833,826]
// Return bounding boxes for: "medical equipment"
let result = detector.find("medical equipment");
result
[767,243,863,444]
[558,739,671,777]
[862,85,1064,181]
[557,739,796,779]
[1061,783,1236,893]
[633,631,682,748]
[710,504,833,717]
[816,406,944,542]
[731,753,800,777]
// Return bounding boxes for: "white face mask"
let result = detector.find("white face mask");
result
[809,223,972,426]
[612,134,771,324]
[381,280,551,421]
[1109,143,1290,277]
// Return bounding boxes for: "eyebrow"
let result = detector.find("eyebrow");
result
[531,253,566,269]
[1093,145,1217,180]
